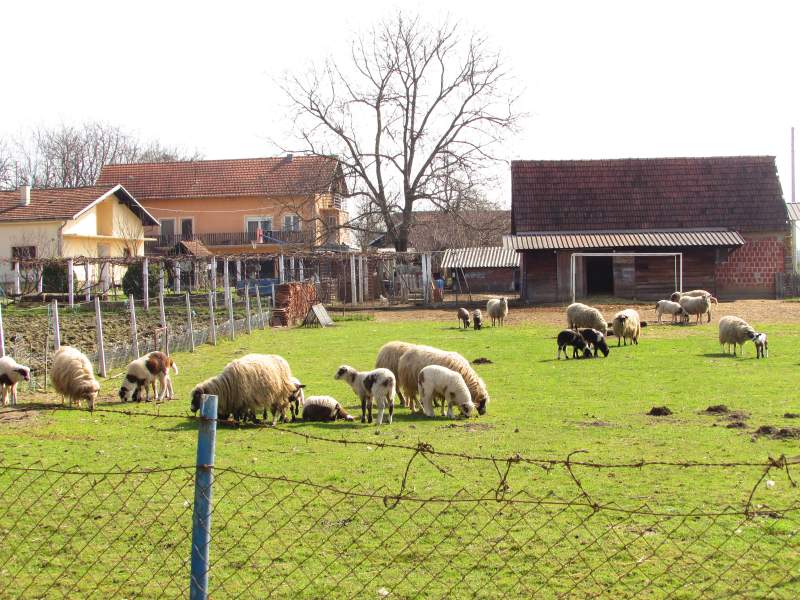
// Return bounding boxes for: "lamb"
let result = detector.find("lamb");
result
[0,356,31,406]
[578,328,610,357]
[375,341,416,408]
[753,332,769,359]
[190,354,302,425]
[417,365,475,418]
[566,302,608,333]
[397,345,490,415]
[301,395,354,422]
[718,316,757,357]
[612,309,642,346]
[457,307,470,329]
[334,365,396,425]
[655,300,689,325]
[472,309,483,330]
[486,297,508,326]
[288,376,306,421]
[678,295,714,324]
[50,346,101,410]
[556,330,593,359]
[118,351,179,403]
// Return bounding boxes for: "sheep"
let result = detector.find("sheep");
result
[678,295,714,324]
[51,346,100,410]
[417,365,474,418]
[486,297,509,326]
[612,309,642,346]
[334,365,396,425]
[397,345,490,415]
[118,351,179,403]
[457,307,470,329]
[472,309,483,330]
[655,300,689,325]
[718,316,758,357]
[0,356,31,406]
[556,330,593,359]
[753,332,769,359]
[301,395,354,422]
[288,376,306,421]
[566,302,608,333]
[578,328,610,357]
[375,341,416,408]
[190,354,302,425]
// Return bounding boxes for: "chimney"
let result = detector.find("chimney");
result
[19,184,30,207]
[285,153,293,161]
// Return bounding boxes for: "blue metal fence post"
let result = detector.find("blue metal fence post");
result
[190,394,218,599]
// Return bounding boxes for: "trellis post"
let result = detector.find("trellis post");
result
[255,285,265,329]
[189,393,217,600]
[67,258,74,307]
[51,300,61,351]
[350,254,357,305]
[94,296,106,377]
[244,282,252,334]
[37,266,43,294]
[236,260,241,283]
[159,291,167,353]
[143,257,150,311]
[208,291,217,346]
[299,258,304,282]
[186,292,195,352]
[227,292,235,341]
[0,303,5,357]
[175,262,182,294]
[223,258,230,304]
[129,295,140,359]
[278,255,285,284]
[13,262,20,296]
[289,256,295,281]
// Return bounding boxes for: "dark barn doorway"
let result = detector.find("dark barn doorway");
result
[585,256,614,295]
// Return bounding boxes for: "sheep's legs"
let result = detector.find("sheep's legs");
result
[11,384,17,406]
[388,398,394,424]
[420,393,435,418]
[360,395,367,423]
[367,398,373,423]
[376,397,385,425]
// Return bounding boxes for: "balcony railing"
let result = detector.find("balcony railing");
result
[147,230,314,251]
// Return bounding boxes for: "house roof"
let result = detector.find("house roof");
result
[97,155,343,200]
[0,185,158,226]
[441,246,520,269]
[503,229,745,251]
[511,157,788,234]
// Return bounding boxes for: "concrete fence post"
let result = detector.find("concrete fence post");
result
[94,296,107,377]
[84,262,91,302]
[227,292,235,341]
[13,262,20,296]
[186,292,195,352]
[208,291,217,346]
[175,262,182,294]
[189,394,217,600]
[51,300,61,351]
[244,282,252,334]
[67,258,74,308]
[129,295,139,359]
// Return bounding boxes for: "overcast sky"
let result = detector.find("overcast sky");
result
[1,0,798,206]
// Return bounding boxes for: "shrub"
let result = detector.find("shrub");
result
[42,263,68,293]
[122,261,160,299]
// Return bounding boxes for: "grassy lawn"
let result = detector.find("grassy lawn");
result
[1,315,799,598]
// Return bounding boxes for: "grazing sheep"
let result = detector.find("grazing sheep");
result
[397,345,490,415]
[718,316,757,357]
[190,354,302,425]
[472,309,483,330]
[556,330,593,359]
[456,308,470,329]
[566,303,608,333]
[0,356,31,406]
[655,300,689,325]
[118,351,179,403]
[486,297,509,326]
[612,309,642,346]
[578,328,610,357]
[417,365,474,418]
[678,295,714,324]
[334,365,396,425]
[375,341,416,409]
[288,376,306,421]
[51,346,100,410]
[302,395,354,422]
[753,332,768,359]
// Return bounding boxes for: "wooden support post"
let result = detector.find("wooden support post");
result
[37,266,43,294]
[359,256,365,303]
[186,292,195,352]
[227,292,235,341]
[52,300,61,351]
[299,258,304,282]
[129,295,139,358]
[67,258,74,308]
[244,282,252,334]
[236,260,241,283]
[350,254,357,305]
[84,262,91,302]
[175,262,182,294]
[94,296,106,377]
[278,255,285,283]
[13,262,20,296]
[0,303,5,357]
[271,282,276,308]
[159,262,165,299]
[255,284,265,329]
[159,291,167,352]
[143,257,150,310]
[289,256,295,281]
[223,258,230,304]
[208,291,217,346]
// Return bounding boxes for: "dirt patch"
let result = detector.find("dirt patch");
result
[726,421,748,429]
[472,357,493,365]
[442,422,494,432]
[647,406,673,416]
[785,413,800,419]
[755,425,800,439]
[704,405,729,414]
[577,420,613,427]
[0,403,52,426]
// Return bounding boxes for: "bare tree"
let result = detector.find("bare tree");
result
[283,13,519,251]
[1,122,201,190]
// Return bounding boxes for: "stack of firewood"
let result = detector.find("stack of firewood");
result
[271,281,318,326]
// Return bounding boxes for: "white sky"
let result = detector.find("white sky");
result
[1,0,798,206]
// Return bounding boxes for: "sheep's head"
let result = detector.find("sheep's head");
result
[459,397,476,418]
[596,339,610,357]
[289,382,306,408]
[476,395,489,416]
[334,365,355,383]
[119,375,140,403]
[190,387,205,413]
[83,380,100,411]
[336,405,355,421]
[15,366,30,382]
[581,347,593,359]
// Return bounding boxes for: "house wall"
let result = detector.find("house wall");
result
[0,221,62,283]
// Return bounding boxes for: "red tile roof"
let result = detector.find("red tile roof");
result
[511,157,788,234]
[97,156,342,200]
[0,185,158,225]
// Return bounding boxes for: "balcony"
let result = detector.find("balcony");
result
[145,230,315,255]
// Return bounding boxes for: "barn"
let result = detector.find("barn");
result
[505,157,791,302]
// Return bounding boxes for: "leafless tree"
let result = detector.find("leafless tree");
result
[283,13,519,251]
[1,122,201,190]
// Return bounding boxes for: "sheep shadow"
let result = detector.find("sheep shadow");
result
[700,353,738,359]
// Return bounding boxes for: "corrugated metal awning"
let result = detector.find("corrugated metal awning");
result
[502,229,745,251]
[787,204,800,222]
[441,247,520,269]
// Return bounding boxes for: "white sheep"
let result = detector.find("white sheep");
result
[566,302,608,333]
[190,354,302,425]
[679,295,714,324]
[118,351,179,403]
[718,316,757,357]
[655,300,689,325]
[753,332,769,359]
[472,309,483,330]
[51,346,101,410]
[301,395,354,422]
[375,341,416,409]
[288,376,306,421]
[418,365,475,418]
[397,345,490,415]
[0,356,31,406]
[334,365,396,425]
[486,297,509,326]
[612,309,642,346]
[456,307,470,329]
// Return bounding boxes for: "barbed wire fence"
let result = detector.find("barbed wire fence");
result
[1,400,800,598]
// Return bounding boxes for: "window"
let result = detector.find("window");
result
[283,214,301,231]
[246,216,272,243]
[180,218,193,237]
[160,218,176,242]
[12,246,36,260]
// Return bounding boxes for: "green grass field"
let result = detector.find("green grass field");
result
[1,315,799,598]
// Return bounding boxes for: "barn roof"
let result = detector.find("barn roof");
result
[442,246,520,269]
[787,203,800,222]
[511,157,788,234]
[503,229,745,251]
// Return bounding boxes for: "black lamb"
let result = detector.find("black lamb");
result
[578,328,610,357]
[556,330,593,360]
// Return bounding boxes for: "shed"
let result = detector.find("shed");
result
[441,247,520,293]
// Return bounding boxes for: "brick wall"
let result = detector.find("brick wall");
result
[715,233,787,298]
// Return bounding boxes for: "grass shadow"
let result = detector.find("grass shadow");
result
[700,353,737,358]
